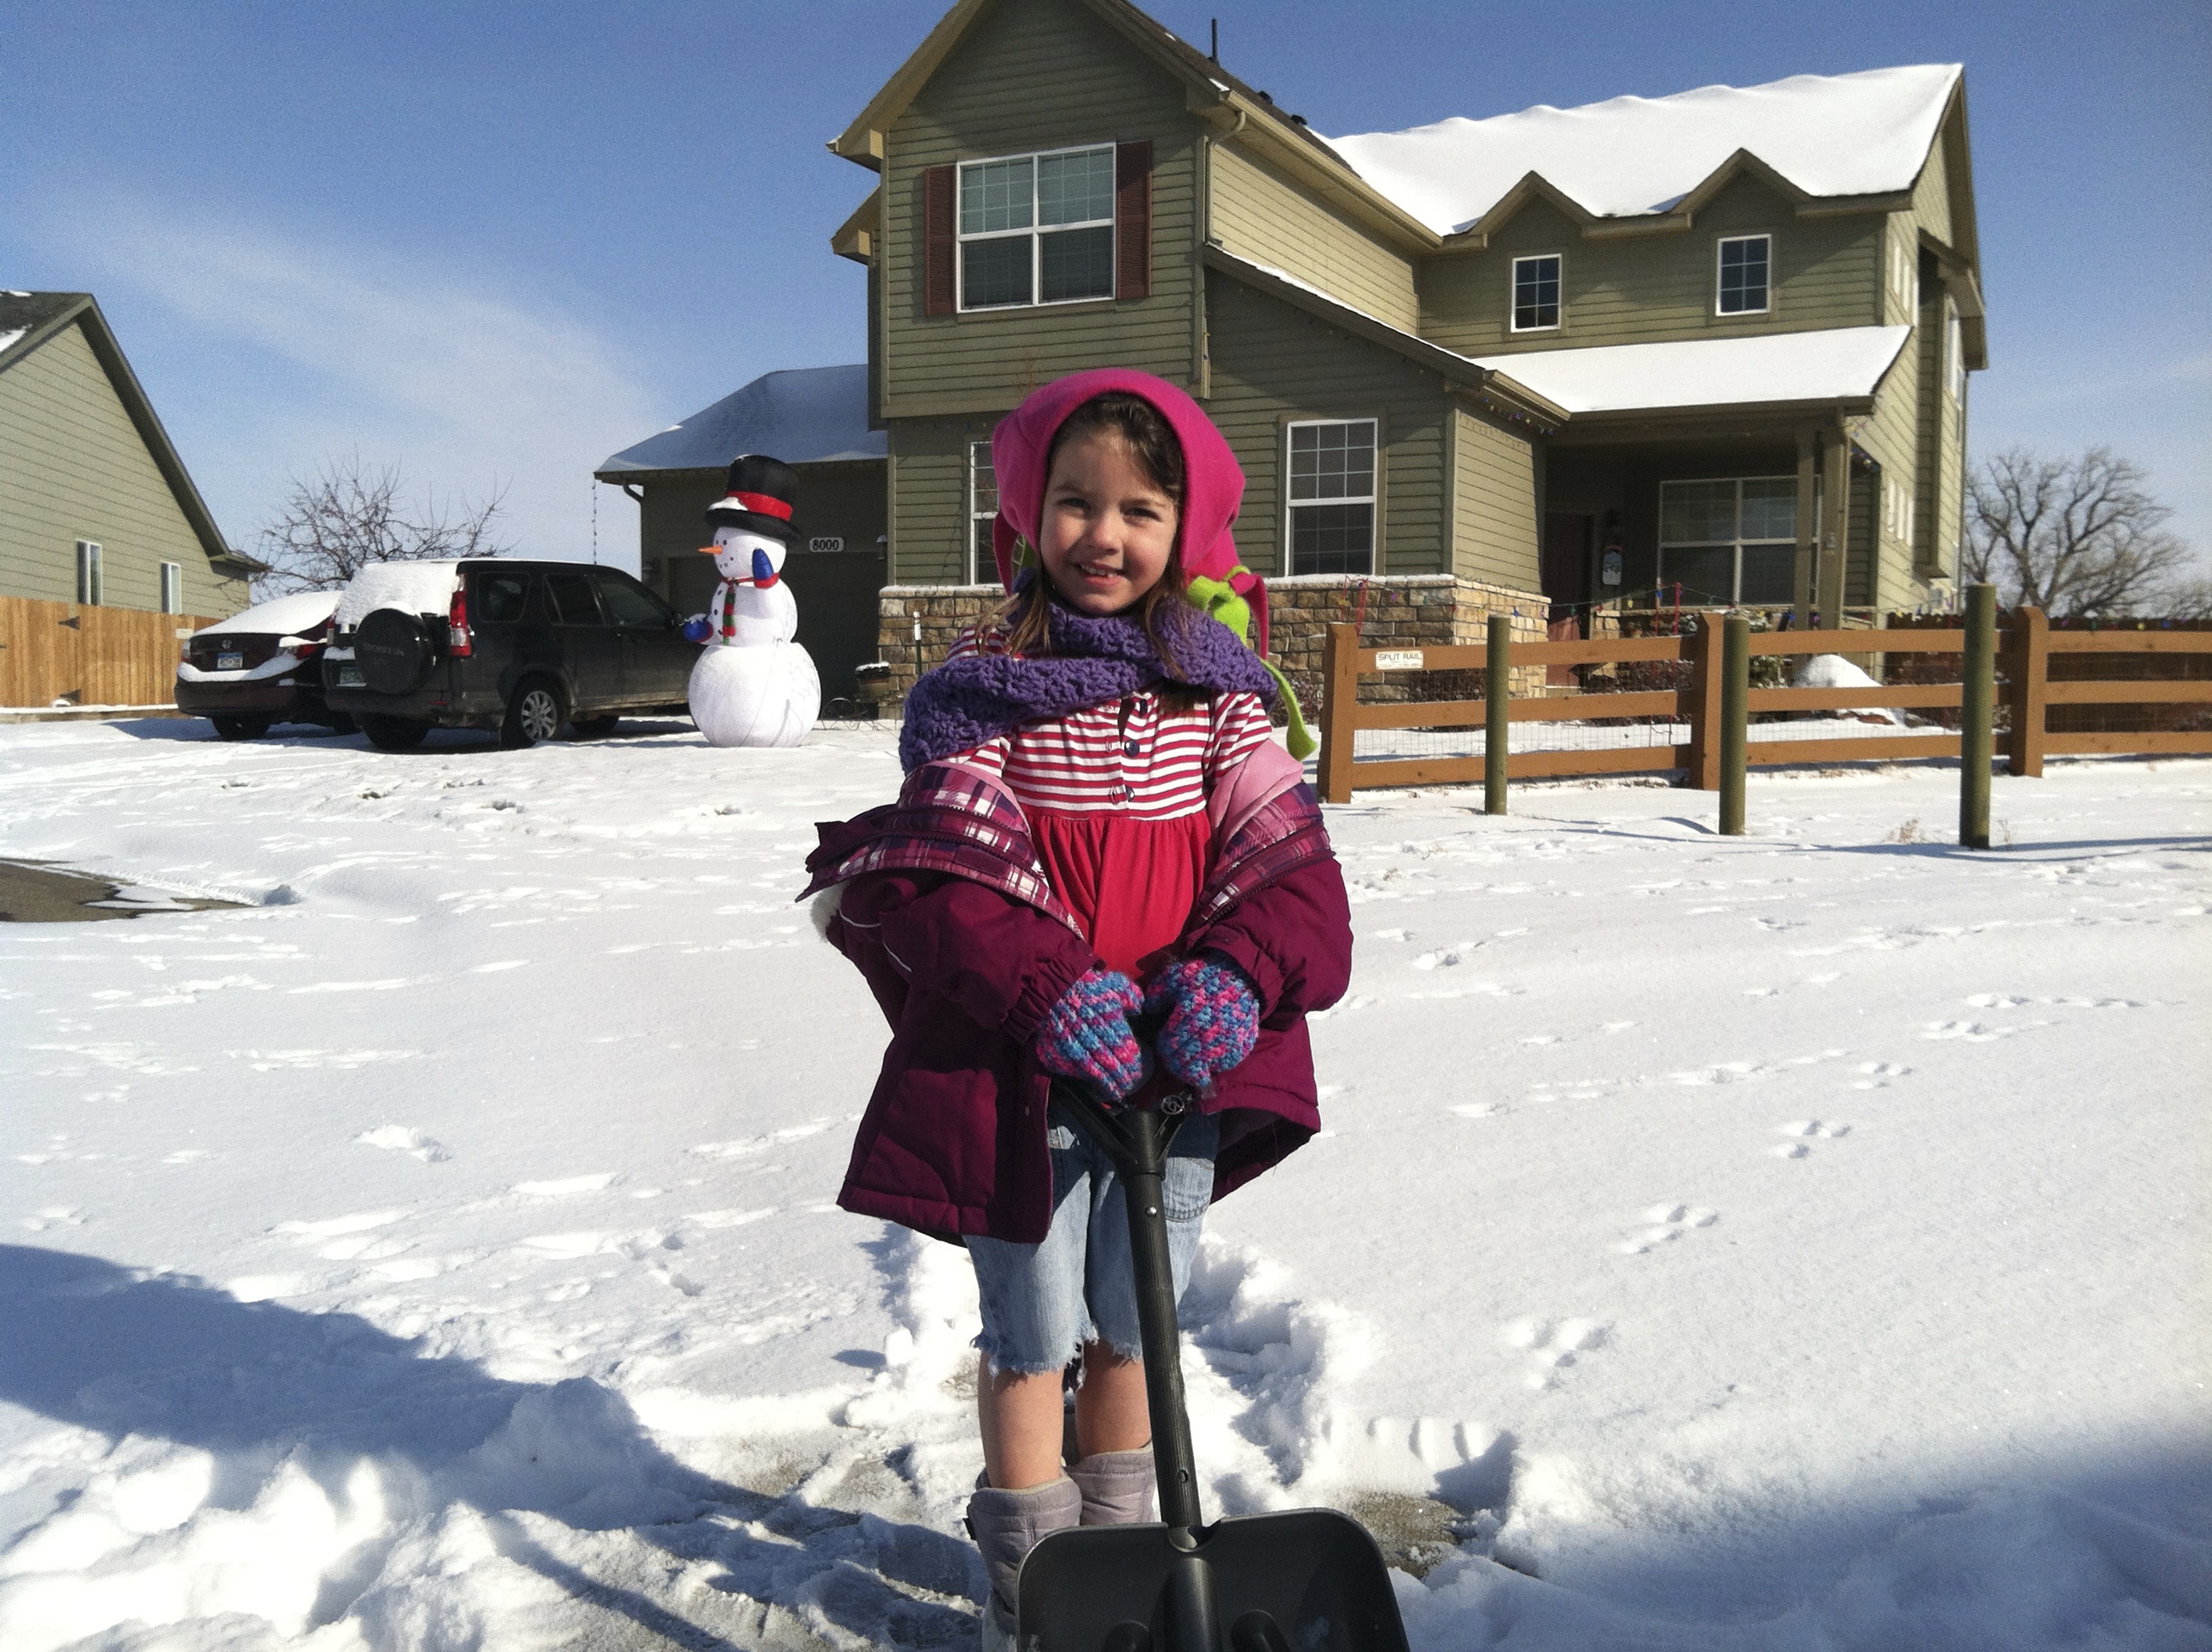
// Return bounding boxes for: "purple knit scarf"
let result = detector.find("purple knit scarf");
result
[899,589,1279,772]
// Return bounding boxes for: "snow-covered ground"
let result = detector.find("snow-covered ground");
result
[1,717,2205,1652]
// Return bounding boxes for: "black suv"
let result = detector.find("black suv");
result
[324,560,701,751]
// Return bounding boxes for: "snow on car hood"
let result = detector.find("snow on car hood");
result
[189,590,341,641]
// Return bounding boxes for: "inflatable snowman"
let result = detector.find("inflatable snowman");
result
[682,454,819,747]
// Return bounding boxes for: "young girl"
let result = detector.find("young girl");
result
[800,369,1351,1643]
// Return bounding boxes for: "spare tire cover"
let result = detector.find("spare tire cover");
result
[357,608,436,695]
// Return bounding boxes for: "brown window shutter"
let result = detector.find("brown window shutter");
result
[923,165,956,316]
[1115,141,1152,300]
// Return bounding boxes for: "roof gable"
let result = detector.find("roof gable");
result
[0,291,239,570]
[1328,65,1962,237]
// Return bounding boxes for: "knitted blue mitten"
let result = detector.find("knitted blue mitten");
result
[1034,969,1148,1100]
[1144,956,1260,1091]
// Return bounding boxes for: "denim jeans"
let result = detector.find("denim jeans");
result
[966,1104,1219,1376]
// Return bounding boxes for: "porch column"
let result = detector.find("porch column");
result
[1818,419,1851,626]
[1792,424,1818,625]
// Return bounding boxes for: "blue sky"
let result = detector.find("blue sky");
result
[5,0,2206,571]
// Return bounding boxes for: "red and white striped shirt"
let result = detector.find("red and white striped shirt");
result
[943,625,1276,820]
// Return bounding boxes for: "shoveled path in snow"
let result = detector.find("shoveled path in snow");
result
[0,718,2204,1651]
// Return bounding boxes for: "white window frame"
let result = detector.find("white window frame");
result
[1715,234,1772,317]
[1509,253,1563,333]
[1946,300,1966,404]
[160,561,183,614]
[76,540,102,606]
[956,143,1117,313]
[1284,417,1379,578]
[968,438,998,585]
[1656,475,1796,604]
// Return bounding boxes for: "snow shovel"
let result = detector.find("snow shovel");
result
[1016,1080,1410,1652]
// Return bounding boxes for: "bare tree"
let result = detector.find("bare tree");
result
[1962,447,2196,616]
[254,456,512,595]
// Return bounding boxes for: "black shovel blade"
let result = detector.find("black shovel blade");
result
[1016,1509,1409,1652]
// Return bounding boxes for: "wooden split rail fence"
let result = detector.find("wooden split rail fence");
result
[1317,585,2212,846]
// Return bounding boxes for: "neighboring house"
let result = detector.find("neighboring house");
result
[0,291,254,618]
[595,365,888,701]
[828,0,1983,673]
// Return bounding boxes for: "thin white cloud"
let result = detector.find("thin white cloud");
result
[48,198,661,563]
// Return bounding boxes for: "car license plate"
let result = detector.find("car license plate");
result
[217,652,245,671]
[338,666,365,688]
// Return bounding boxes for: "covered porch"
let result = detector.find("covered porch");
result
[1478,327,1914,631]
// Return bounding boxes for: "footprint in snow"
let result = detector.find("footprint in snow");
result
[1449,1102,1505,1120]
[1852,1061,1912,1089]
[1922,1020,2014,1042]
[1772,1120,1851,1159]
[1500,1317,1610,1390]
[1411,941,1481,970]
[1617,1204,1717,1255]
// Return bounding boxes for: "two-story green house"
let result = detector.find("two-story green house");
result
[830,0,1983,696]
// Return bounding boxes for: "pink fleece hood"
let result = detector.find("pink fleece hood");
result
[989,369,1247,593]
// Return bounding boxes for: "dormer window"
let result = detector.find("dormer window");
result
[958,145,1116,310]
[1716,235,1771,315]
[1511,254,1562,332]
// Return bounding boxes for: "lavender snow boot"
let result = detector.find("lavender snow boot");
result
[1067,1446,1156,1526]
[966,1475,1080,1651]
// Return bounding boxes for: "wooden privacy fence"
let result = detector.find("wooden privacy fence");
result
[0,596,218,710]
[1318,588,2212,845]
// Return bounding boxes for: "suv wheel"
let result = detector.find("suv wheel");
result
[501,679,564,749]
[211,716,271,741]
[360,713,430,752]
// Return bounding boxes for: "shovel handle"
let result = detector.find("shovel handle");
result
[1051,1082,1207,1537]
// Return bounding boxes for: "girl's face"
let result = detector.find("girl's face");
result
[1036,430,1179,616]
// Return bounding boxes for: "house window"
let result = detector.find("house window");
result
[1287,419,1377,576]
[1716,235,1771,315]
[1511,254,1561,331]
[76,540,102,606]
[1946,301,1966,404]
[969,439,999,584]
[160,561,183,614]
[1882,475,1917,547]
[1658,477,1796,604]
[958,145,1116,311]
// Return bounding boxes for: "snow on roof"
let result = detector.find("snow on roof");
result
[191,590,340,640]
[1326,65,1959,236]
[0,329,25,356]
[1475,325,1911,415]
[598,364,884,476]
[335,561,463,629]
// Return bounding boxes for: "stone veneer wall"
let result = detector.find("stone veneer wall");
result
[863,574,1552,720]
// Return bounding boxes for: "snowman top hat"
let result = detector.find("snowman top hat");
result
[702,454,802,547]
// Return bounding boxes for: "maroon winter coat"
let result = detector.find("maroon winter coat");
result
[801,755,1352,1244]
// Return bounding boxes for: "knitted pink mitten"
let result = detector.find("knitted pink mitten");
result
[1034,969,1148,1100]
[1144,956,1260,1091]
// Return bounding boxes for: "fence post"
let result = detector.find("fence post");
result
[1685,613,1724,788]
[1959,583,1995,848]
[1318,623,1358,805]
[2006,606,2048,778]
[1719,614,1749,835]
[1485,612,1511,815]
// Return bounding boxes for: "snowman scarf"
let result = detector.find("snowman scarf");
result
[897,586,1278,773]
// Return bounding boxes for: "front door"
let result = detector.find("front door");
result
[593,567,694,707]
[1541,512,1593,685]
